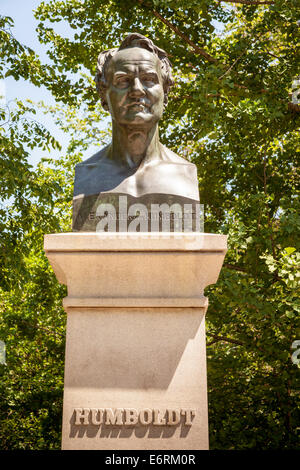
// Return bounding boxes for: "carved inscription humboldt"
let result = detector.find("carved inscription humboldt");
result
[74,408,196,426]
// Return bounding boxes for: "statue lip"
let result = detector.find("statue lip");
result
[126,100,150,109]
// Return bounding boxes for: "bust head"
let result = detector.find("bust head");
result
[73,34,199,232]
[95,33,174,123]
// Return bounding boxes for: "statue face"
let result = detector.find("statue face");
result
[105,47,165,127]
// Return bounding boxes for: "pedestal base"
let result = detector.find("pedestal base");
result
[62,307,207,450]
[44,233,227,450]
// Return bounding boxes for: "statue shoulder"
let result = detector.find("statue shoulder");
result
[75,145,110,169]
[161,144,197,169]
[74,145,114,197]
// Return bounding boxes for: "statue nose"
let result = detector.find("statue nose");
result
[130,77,145,96]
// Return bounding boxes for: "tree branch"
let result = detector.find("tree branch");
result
[219,0,274,5]
[288,102,300,113]
[207,334,245,347]
[136,0,217,63]
[137,0,293,106]
[174,93,222,101]
[218,49,248,80]
[224,263,247,273]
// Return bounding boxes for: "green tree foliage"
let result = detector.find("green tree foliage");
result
[0,0,299,449]
[0,14,68,449]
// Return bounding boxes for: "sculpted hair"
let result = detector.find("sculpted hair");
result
[95,33,174,110]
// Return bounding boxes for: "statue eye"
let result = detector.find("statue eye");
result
[142,74,158,84]
[116,76,130,87]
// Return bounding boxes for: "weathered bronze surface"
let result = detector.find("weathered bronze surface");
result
[72,33,199,231]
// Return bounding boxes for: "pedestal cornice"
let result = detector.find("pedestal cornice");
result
[44,232,227,310]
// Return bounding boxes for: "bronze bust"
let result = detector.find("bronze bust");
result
[72,33,199,231]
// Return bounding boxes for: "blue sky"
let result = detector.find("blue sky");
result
[1,0,82,165]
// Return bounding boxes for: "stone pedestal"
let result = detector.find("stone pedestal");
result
[44,232,227,450]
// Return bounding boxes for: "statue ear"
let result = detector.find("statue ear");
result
[102,100,109,111]
[101,87,110,111]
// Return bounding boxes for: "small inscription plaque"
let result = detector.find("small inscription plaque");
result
[74,408,196,426]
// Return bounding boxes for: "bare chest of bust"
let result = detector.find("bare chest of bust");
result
[73,144,199,201]
[72,144,199,232]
